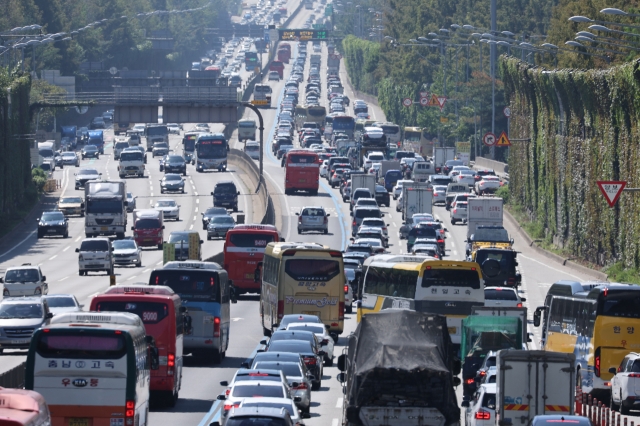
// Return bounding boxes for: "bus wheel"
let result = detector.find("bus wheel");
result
[212,348,222,364]
[263,326,272,337]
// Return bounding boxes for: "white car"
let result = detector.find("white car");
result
[432,185,448,205]
[221,381,293,417]
[42,294,83,315]
[610,353,640,414]
[320,160,330,178]
[450,200,468,225]
[286,322,336,366]
[483,287,525,308]
[411,243,440,258]
[475,175,502,195]
[238,397,304,423]
[167,123,181,134]
[1,265,48,297]
[464,383,497,426]
[154,199,180,221]
[363,151,385,170]
[455,170,477,187]
[359,217,389,242]
[112,239,142,267]
[393,179,413,199]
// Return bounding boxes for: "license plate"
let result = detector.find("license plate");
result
[299,179,306,183]
[10,340,28,344]
[448,327,457,334]
[69,419,90,426]
[47,229,56,233]
[101,227,108,231]
[245,273,254,279]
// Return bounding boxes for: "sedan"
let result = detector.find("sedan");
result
[163,155,187,175]
[455,170,477,187]
[265,340,324,390]
[252,362,312,416]
[432,185,448,205]
[195,123,210,132]
[42,294,83,315]
[219,381,294,416]
[57,196,84,217]
[112,239,142,267]
[126,192,137,212]
[81,145,99,159]
[207,215,236,240]
[201,207,229,229]
[152,142,170,157]
[268,71,280,80]
[167,123,181,134]
[61,152,79,166]
[286,322,336,366]
[160,174,185,194]
[475,175,502,195]
[239,397,305,423]
[484,287,525,308]
[37,211,68,239]
[154,199,180,221]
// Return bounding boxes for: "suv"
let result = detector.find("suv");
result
[352,206,383,236]
[113,140,130,160]
[213,407,294,426]
[37,211,69,239]
[610,352,640,414]
[0,297,53,353]
[374,185,390,207]
[0,264,48,297]
[76,237,114,276]
[296,206,329,234]
[463,383,496,426]
[212,181,240,212]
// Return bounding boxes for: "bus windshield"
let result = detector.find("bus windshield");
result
[146,126,168,137]
[184,136,197,151]
[333,117,355,130]
[197,139,227,159]
[405,131,422,142]
[150,270,220,302]
[36,332,126,359]
[308,107,326,117]
[364,266,419,299]
[95,301,169,324]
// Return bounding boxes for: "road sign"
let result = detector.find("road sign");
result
[109,67,118,75]
[483,132,497,147]
[264,29,270,43]
[503,106,511,118]
[251,99,269,106]
[496,131,511,147]
[597,181,627,207]
[420,91,429,98]
[279,29,328,40]
[428,94,439,107]
[436,96,447,111]
[402,98,413,107]
[419,97,429,107]
[440,116,449,123]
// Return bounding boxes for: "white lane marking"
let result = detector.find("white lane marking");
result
[0,230,36,259]
[518,254,583,280]
[193,216,197,220]
[332,419,339,426]
[126,275,137,281]
[196,198,199,204]
[63,246,70,252]
[189,224,193,230]
[392,222,397,227]
[231,317,244,322]
[336,398,343,408]
[194,191,199,196]
[49,255,57,260]
[142,269,150,274]
[75,236,82,242]
[58,276,68,282]
[195,207,198,212]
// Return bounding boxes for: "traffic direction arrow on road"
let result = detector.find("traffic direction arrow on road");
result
[597,181,627,207]
[496,131,511,146]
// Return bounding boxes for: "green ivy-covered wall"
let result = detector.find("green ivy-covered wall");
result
[500,56,640,267]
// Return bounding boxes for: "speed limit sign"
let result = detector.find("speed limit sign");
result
[402,98,413,107]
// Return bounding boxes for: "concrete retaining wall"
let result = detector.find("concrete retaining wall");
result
[474,157,509,175]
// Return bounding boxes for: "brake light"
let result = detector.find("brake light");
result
[324,216,328,224]
[475,410,491,420]
[213,317,221,337]
[125,400,135,424]
[278,300,284,319]
[339,302,344,320]
[437,239,444,243]
[224,403,241,411]
[304,357,317,365]
[517,303,523,308]
[168,353,175,368]
[466,378,475,384]
[629,374,640,378]
[453,209,457,214]
[344,285,349,293]
[479,370,486,376]
[155,276,159,285]
[595,348,601,377]
[352,220,356,226]
[293,382,308,390]
[299,216,302,223]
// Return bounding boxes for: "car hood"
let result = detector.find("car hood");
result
[58,202,81,208]
[208,223,234,229]
[155,206,178,211]
[162,180,183,185]
[0,317,45,327]
[113,249,138,255]
[49,307,81,315]
[40,220,65,226]
[76,173,99,180]
[167,162,185,166]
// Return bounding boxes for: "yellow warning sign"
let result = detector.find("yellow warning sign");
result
[496,131,511,146]
[428,94,439,107]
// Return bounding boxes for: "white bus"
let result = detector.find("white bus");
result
[253,84,272,108]
[358,254,484,348]
[26,312,152,426]
[376,122,401,147]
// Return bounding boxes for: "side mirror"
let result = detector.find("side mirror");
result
[41,276,46,282]
[237,191,240,195]
[0,278,3,283]
[211,192,214,196]
[210,422,221,426]
[337,354,346,372]
[179,306,187,313]
[254,267,261,283]
[609,367,617,374]
[461,400,470,408]
[75,248,80,253]
[260,339,268,345]
[533,307,543,327]
[217,394,226,401]
[336,372,346,383]
[220,380,229,386]
[45,312,54,319]
[326,213,330,216]
[199,240,203,244]
[295,212,299,215]
[131,227,135,231]
[162,226,165,229]
[520,297,527,302]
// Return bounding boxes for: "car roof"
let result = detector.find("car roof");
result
[1,296,43,304]
[5,264,40,271]
[480,383,497,393]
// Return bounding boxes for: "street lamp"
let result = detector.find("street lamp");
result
[565,40,624,55]
[588,24,640,40]
[600,8,640,18]
[575,35,640,52]
[569,15,640,31]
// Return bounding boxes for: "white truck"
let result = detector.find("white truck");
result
[327,55,340,76]
[496,350,575,426]
[433,147,455,173]
[350,174,376,202]
[84,181,128,239]
[144,124,169,151]
[402,185,433,220]
[466,196,504,238]
[412,160,435,182]
[380,160,401,176]
[117,149,145,178]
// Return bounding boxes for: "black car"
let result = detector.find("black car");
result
[374,185,390,207]
[163,155,187,175]
[443,159,464,175]
[90,117,105,130]
[212,181,239,212]
[37,211,68,239]
[201,207,229,229]
[265,339,324,391]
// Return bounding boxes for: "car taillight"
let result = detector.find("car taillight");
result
[304,357,317,365]
[339,302,344,320]
[352,220,356,226]
[629,374,640,378]
[453,209,457,214]
[225,388,231,396]
[213,317,221,337]
[436,167,441,173]
[324,216,328,224]
[437,239,444,243]
[344,285,349,293]
[224,403,240,411]
[466,378,475,384]
[125,400,135,425]
[278,300,284,319]
[475,410,491,420]
[517,303,523,308]
[479,370,486,376]
[299,216,303,223]
[595,348,601,377]
[293,382,308,390]
[168,353,175,368]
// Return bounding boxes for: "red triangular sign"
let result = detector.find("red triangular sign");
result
[436,96,447,111]
[597,181,627,207]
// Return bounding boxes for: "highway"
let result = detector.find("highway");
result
[0,0,606,425]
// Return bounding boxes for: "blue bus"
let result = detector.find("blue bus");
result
[195,133,228,172]
[332,115,356,139]
[149,261,233,363]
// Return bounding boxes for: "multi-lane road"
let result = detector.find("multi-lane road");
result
[0,1,605,424]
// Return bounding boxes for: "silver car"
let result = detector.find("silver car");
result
[432,185,448,205]
[126,192,136,212]
[207,215,236,239]
[450,200,469,225]
[42,294,83,315]
[159,174,185,194]
[0,297,53,353]
[296,206,329,234]
[112,239,142,267]
[253,361,312,416]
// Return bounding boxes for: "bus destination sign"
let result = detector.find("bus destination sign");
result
[279,29,328,41]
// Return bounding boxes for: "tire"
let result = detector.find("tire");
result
[119,174,125,179]
[325,357,334,367]
[324,229,328,234]
[116,232,125,239]
[136,260,142,268]
[610,391,619,411]
[157,243,163,250]
[311,380,321,391]
[451,218,456,225]
[79,271,84,276]
[233,205,238,212]
[175,216,179,221]
[263,326,272,337]
[160,189,164,194]
[63,231,69,238]
[620,393,630,414]
[181,188,184,194]
[37,232,42,239]
[207,235,212,240]
[346,304,353,314]
[212,347,222,365]
[297,228,302,234]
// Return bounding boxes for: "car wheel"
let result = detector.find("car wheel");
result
[63,231,69,238]
[157,243,163,250]
[324,229,328,234]
[181,188,184,194]
[346,304,353,314]
[311,381,321,391]
[325,357,334,367]
[160,189,164,194]
[621,393,630,414]
[610,391,619,411]
[233,205,238,212]
[297,228,302,234]
[207,235,212,240]
[37,232,42,239]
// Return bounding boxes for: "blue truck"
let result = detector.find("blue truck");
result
[61,126,78,150]
[87,130,105,154]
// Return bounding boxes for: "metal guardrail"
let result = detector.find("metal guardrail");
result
[0,362,26,388]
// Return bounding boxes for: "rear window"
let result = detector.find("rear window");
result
[229,233,276,248]
[239,121,256,128]
[355,209,381,219]
[421,269,481,289]
[135,218,161,229]
[288,155,317,164]
[255,362,302,377]
[285,259,341,281]
[95,301,169,324]
[231,384,285,398]
[80,240,109,252]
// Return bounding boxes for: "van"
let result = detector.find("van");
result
[167,231,203,261]
[131,209,164,249]
[412,161,435,182]
[76,237,114,276]
[229,73,242,87]
[212,181,240,212]
[113,139,130,160]
[238,119,257,142]
[244,141,260,160]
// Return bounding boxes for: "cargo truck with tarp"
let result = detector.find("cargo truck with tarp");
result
[460,316,523,398]
[337,309,461,426]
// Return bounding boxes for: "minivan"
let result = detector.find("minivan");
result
[244,141,260,160]
[352,206,383,236]
[212,181,240,212]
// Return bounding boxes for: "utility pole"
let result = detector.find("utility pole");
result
[490,0,496,159]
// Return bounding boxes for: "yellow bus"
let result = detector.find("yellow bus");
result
[403,126,432,155]
[358,254,484,348]
[295,105,327,130]
[534,284,640,400]
[259,242,345,339]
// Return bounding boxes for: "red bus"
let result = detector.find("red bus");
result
[90,285,185,407]
[223,224,281,295]
[277,49,290,64]
[284,149,320,195]
[269,60,284,79]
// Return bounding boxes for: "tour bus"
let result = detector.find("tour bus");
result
[403,126,430,154]
[0,387,51,426]
[534,283,640,400]
[223,224,282,295]
[195,133,228,172]
[182,132,201,163]
[252,84,272,108]
[284,149,320,195]
[26,312,151,426]
[90,285,184,406]
[332,115,356,139]
[375,122,401,147]
[295,105,327,130]
[259,242,345,339]
[149,261,232,363]
[324,113,336,139]
[244,50,259,71]
[358,254,484,348]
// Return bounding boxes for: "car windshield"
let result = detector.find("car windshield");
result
[154,143,169,148]
[164,175,182,182]
[84,146,97,151]
[112,240,137,250]
[168,156,184,162]
[79,240,109,251]
[211,216,234,224]
[62,153,75,158]
[0,303,43,319]
[4,269,40,283]
[60,197,82,204]
[44,297,76,308]
[205,208,227,216]
[226,418,287,426]
[156,200,176,207]
[215,185,236,194]
[79,169,99,176]
[231,384,285,398]
[42,212,64,221]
